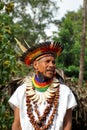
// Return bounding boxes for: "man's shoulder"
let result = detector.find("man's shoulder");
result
[18,76,32,88]
[59,83,71,94]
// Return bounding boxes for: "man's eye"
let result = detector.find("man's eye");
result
[52,61,55,64]
[43,60,50,63]
[45,60,49,63]
[45,60,55,64]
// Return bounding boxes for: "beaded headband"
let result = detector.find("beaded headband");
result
[15,38,63,65]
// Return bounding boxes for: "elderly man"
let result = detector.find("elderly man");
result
[9,41,77,130]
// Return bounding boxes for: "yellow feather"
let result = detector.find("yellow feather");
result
[14,38,27,52]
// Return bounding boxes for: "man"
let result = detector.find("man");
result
[9,40,77,130]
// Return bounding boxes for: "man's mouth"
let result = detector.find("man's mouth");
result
[46,69,55,74]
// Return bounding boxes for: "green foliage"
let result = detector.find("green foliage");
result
[0,2,4,10]
[53,16,75,67]
[0,91,13,130]
[0,12,22,85]
[54,8,87,80]
[12,0,59,43]
[64,65,79,77]
[0,13,14,85]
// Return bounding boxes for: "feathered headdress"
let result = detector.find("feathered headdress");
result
[15,38,63,65]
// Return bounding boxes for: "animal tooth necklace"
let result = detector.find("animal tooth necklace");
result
[26,76,60,130]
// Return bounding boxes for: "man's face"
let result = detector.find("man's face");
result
[33,55,56,79]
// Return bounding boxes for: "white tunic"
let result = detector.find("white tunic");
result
[8,79,77,130]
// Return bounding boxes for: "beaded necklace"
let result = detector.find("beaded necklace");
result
[25,76,60,130]
[32,76,53,92]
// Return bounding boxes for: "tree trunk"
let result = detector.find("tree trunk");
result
[78,0,86,87]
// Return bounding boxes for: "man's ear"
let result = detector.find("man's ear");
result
[33,60,38,70]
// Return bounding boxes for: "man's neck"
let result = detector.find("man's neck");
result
[35,73,52,83]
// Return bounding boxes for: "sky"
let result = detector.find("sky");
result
[57,0,83,19]
[45,0,83,37]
